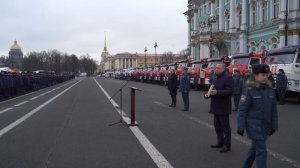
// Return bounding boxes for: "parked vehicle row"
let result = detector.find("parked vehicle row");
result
[101,46,300,100]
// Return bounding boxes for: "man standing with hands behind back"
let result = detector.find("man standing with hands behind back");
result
[205,63,234,152]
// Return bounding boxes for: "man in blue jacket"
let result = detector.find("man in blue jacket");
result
[179,67,190,111]
[237,64,278,168]
[205,63,234,152]
[233,69,243,111]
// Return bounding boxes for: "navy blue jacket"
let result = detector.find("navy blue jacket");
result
[179,74,190,93]
[237,80,278,140]
[276,73,287,90]
[233,75,243,95]
[209,71,234,115]
[168,73,178,95]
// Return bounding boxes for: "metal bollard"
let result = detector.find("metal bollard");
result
[128,87,142,126]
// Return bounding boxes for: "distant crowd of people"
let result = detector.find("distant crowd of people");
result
[0,71,76,101]
[167,63,285,168]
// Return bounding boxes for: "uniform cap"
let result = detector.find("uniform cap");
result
[252,64,270,74]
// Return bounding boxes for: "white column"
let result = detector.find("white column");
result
[229,0,236,33]
[280,35,285,47]
[241,0,247,30]
[219,0,225,31]
[135,58,138,67]
[293,34,299,46]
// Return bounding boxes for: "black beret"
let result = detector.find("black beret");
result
[252,64,270,74]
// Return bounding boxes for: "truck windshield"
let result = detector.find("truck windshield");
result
[207,61,221,68]
[266,53,295,64]
[178,63,186,67]
[231,57,249,65]
[191,64,201,68]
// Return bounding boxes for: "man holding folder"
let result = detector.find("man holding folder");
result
[205,63,234,153]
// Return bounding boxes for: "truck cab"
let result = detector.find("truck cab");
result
[204,58,222,86]
[266,46,300,100]
[227,53,264,76]
[188,59,208,89]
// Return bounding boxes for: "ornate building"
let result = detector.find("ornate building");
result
[98,36,111,73]
[8,40,23,69]
[184,0,300,60]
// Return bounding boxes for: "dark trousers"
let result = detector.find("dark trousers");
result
[170,94,177,106]
[181,92,189,110]
[277,89,286,104]
[233,94,241,110]
[243,139,267,168]
[214,114,231,148]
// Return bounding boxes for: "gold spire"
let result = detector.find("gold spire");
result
[103,33,108,52]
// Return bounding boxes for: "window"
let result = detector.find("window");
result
[238,10,242,29]
[204,5,206,14]
[262,2,268,23]
[208,3,211,14]
[296,53,300,63]
[252,5,257,25]
[273,0,279,19]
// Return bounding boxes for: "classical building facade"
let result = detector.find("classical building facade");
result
[184,0,300,60]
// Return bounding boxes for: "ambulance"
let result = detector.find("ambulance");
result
[266,46,300,101]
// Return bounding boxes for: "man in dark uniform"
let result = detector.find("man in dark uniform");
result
[233,69,243,111]
[205,63,234,152]
[237,64,278,168]
[167,69,178,107]
[276,69,287,105]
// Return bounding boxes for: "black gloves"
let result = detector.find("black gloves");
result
[237,130,244,136]
[269,129,276,136]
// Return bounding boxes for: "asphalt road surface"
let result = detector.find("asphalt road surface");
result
[0,77,299,168]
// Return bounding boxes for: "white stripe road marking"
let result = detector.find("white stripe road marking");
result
[14,101,29,107]
[0,80,81,138]
[30,96,39,101]
[39,93,47,96]
[93,78,173,168]
[154,101,300,168]
[0,108,13,115]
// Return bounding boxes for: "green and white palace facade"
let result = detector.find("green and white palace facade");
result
[184,0,300,59]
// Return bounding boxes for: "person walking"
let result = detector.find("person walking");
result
[205,63,234,152]
[168,69,178,107]
[276,69,288,105]
[237,64,278,168]
[233,69,243,111]
[179,67,190,111]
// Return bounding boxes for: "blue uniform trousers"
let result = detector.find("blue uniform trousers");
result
[214,114,231,148]
[181,92,189,110]
[243,139,267,168]
[233,94,241,110]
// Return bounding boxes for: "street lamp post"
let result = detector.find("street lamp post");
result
[144,47,147,67]
[208,13,216,58]
[284,0,288,46]
[154,42,158,65]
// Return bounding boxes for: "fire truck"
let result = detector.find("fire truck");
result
[176,59,192,80]
[227,53,266,76]
[266,46,300,101]
[204,58,222,87]
[158,64,169,85]
[188,58,208,89]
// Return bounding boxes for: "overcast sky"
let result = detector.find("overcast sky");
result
[0,0,188,62]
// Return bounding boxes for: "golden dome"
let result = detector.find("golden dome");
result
[10,40,21,50]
